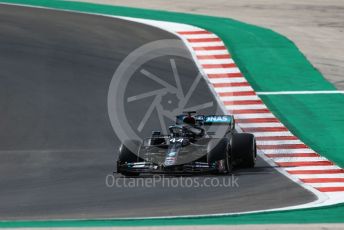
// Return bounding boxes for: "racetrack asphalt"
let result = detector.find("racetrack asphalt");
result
[0,4,315,220]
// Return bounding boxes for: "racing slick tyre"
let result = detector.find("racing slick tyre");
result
[225,148,233,173]
[231,133,256,168]
[117,140,141,177]
[207,138,232,173]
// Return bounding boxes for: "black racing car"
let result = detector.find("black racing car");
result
[116,111,256,176]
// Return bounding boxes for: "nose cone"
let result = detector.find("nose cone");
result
[164,149,178,166]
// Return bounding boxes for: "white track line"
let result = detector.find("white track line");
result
[209,77,247,83]
[257,91,344,95]
[214,86,253,93]
[181,34,218,39]
[225,104,267,110]
[249,131,293,137]
[298,174,344,179]
[190,42,225,47]
[288,165,341,171]
[287,165,342,170]
[220,95,260,101]
[257,140,303,145]
[194,50,229,55]
[261,149,315,154]
[307,183,344,187]
[203,67,241,74]
[233,113,276,119]
[199,58,234,64]
[239,123,285,128]
[273,157,329,163]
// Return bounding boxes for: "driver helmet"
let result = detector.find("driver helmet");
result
[183,116,196,126]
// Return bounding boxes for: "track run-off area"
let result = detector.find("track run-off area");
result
[0,0,344,226]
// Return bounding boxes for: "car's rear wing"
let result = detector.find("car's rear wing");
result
[202,115,235,131]
[203,115,233,124]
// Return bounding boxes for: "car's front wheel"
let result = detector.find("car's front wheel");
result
[117,140,141,176]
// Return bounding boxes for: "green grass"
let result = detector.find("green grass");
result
[261,94,344,168]
[1,203,344,227]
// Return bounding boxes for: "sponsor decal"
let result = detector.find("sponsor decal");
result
[164,157,176,165]
[205,115,232,123]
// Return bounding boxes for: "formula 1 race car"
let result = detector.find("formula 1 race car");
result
[116,111,256,176]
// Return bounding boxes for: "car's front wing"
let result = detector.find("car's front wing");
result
[116,161,218,175]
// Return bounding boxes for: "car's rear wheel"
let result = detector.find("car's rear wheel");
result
[117,140,141,176]
[224,148,233,173]
[231,133,256,168]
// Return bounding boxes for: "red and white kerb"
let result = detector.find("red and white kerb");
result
[177,29,344,194]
